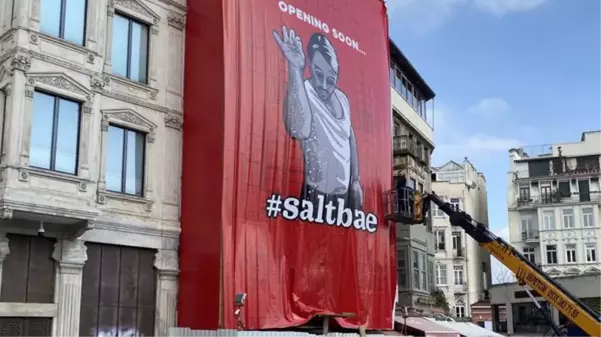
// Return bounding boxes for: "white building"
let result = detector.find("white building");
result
[507,131,601,277]
[0,0,185,335]
[431,159,491,318]
[389,40,438,313]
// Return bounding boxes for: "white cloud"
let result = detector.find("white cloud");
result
[467,98,511,117]
[386,0,549,34]
[472,0,549,17]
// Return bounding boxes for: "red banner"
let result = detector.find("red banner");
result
[180,0,394,330]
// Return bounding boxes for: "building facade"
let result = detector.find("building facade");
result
[507,131,601,277]
[431,159,491,319]
[389,40,437,313]
[0,0,185,335]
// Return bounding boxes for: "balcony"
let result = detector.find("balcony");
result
[514,158,600,181]
[521,230,540,243]
[453,248,465,259]
[513,191,601,209]
[453,282,468,294]
[393,136,428,166]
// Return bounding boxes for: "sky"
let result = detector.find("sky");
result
[386,0,601,282]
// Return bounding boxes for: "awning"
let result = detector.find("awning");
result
[424,318,505,337]
[395,317,460,337]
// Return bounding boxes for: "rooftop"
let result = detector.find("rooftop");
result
[389,39,436,101]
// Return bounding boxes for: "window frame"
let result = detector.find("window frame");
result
[436,264,447,285]
[562,208,575,229]
[585,244,597,263]
[40,0,89,46]
[29,89,82,175]
[453,265,464,285]
[581,207,594,228]
[112,12,151,84]
[435,230,445,251]
[565,244,577,264]
[546,245,557,264]
[542,210,555,230]
[523,247,536,264]
[106,124,146,197]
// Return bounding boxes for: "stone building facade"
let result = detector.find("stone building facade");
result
[0,0,185,335]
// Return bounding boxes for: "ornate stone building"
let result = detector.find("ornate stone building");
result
[0,0,185,335]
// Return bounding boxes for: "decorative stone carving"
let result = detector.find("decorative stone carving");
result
[151,27,159,35]
[168,12,185,30]
[147,133,156,144]
[97,194,106,204]
[87,53,95,64]
[0,233,10,262]
[0,209,12,220]
[165,114,183,130]
[53,240,88,267]
[35,76,87,97]
[103,109,157,132]
[10,55,31,72]
[154,249,179,273]
[19,171,29,182]
[83,103,92,114]
[115,0,160,23]
[101,119,109,131]
[3,83,12,96]
[29,34,39,44]
[78,182,87,192]
[145,201,153,212]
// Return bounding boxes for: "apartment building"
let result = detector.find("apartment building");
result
[507,131,601,277]
[431,159,491,318]
[0,0,185,336]
[389,40,437,313]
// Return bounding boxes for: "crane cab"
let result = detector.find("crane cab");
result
[383,186,427,225]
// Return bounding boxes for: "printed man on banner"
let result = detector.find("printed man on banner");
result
[273,26,363,211]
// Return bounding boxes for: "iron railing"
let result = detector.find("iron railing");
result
[514,191,600,208]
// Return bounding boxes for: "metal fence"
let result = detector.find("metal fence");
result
[168,328,397,337]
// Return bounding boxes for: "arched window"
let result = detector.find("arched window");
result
[454,299,466,318]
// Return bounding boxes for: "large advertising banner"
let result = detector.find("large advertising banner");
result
[180,0,394,330]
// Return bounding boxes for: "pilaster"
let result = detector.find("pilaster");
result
[154,249,179,337]
[52,239,87,337]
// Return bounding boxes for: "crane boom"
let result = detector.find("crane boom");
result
[416,191,601,336]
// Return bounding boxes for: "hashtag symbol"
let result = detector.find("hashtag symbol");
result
[265,194,283,218]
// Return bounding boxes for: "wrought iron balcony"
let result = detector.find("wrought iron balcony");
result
[513,191,601,209]
[521,230,540,242]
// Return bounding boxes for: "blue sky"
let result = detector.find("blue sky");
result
[387,0,601,281]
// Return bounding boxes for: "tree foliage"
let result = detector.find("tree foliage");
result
[431,288,450,314]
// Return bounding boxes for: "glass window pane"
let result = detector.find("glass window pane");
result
[63,0,87,45]
[30,93,55,169]
[112,15,130,78]
[124,130,144,195]
[55,98,80,174]
[40,0,62,38]
[129,21,149,83]
[106,126,124,192]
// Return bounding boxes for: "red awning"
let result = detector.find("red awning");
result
[395,317,460,337]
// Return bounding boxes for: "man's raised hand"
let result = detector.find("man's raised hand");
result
[272,26,305,69]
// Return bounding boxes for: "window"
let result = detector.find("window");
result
[585,244,597,263]
[523,247,536,263]
[519,186,530,201]
[420,253,427,290]
[562,209,574,228]
[418,182,424,192]
[455,303,466,318]
[558,181,570,197]
[565,244,577,263]
[436,264,447,285]
[453,265,464,285]
[408,178,416,189]
[450,198,460,211]
[431,203,444,217]
[40,0,87,45]
[112,14,149,83]
[435,230,445,251]
[106,125,145,196]
[521,217,536,239]
[30,91,80,175]
[397,249,407,289]
[546,245,557,264]
[412,251,419,289]
[582,207,594,228]
[542,210,555,230]
[452,231,462,251]
[428,261,434,292]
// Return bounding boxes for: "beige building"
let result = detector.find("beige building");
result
[431,159,491,319]
[507,131,601,277]
[0,0,185,335]
[389,40,437,313]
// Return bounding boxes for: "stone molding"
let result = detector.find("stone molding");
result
[154,249,179,273]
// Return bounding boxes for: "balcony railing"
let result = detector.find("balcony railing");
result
[514,165,600,180]
[521,230,540,242]
[514,191,601,208]
[393,136,428,165]
[453,248,465,258]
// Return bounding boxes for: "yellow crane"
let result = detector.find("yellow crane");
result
[387,188,601,336]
